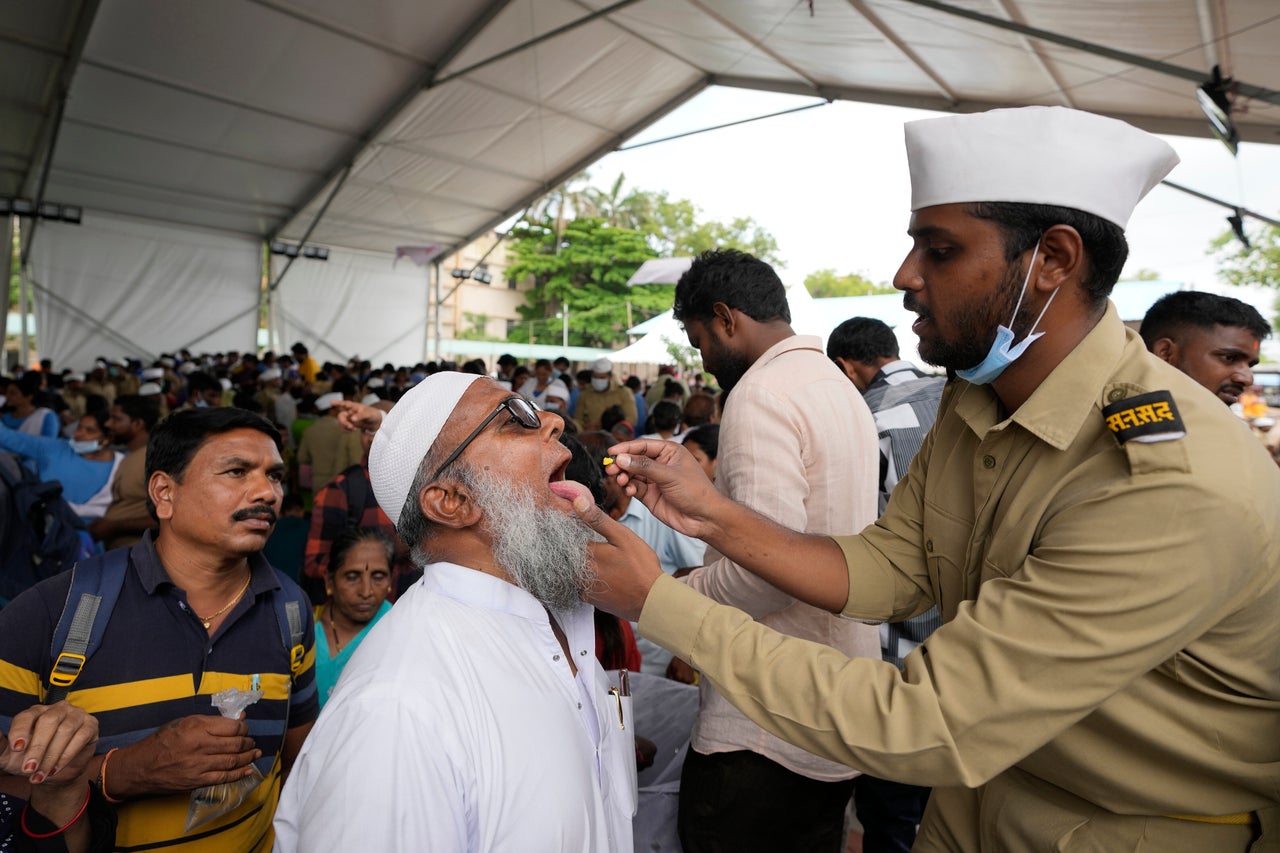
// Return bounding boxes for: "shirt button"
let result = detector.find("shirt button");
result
[925,539,934,553]
[553,654,561,661]
[580,649,587,656]
[577,702,582,709]
[1107,388,1126,402]
[982,455,996,469]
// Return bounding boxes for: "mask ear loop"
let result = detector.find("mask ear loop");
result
[1007,240,1042,326]
[1008,240,1059,341]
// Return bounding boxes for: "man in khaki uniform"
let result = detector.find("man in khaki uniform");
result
[579,107,1280,852]
[575,357,638,431]
[297,389,363,495]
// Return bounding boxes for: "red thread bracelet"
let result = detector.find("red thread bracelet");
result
[20,783,91,839]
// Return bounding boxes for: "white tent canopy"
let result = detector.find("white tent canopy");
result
[626,257,694,286]
[4,1,1278,364]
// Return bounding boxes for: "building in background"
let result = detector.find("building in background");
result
[438,232,531,342]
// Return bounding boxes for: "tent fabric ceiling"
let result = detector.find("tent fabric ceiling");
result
[3,0,1279,263]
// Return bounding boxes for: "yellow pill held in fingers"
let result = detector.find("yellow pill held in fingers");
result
[602,456,614,466]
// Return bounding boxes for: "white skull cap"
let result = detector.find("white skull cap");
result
[369,371,483,526]
[315,392,343,411]
[905,106,1179,229]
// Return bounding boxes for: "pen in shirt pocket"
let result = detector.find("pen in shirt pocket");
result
[608,669,631,730]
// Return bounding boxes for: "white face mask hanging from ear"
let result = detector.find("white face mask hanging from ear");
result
[956,240,1059,385]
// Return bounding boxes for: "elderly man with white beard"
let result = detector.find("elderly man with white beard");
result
[272,372,636,853]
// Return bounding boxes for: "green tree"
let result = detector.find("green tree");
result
[1127,268,1162,281]
[803,268,895,298]
[628,191,780,264]
[504,216,666,348]
[506,177,785,348]
[568,174,782,265]
[1210,221,1280,290]
[664,340,702,377]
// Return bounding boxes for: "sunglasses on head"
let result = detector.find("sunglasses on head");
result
[430,396,541,481]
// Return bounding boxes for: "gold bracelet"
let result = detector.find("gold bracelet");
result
[97,747,123,803]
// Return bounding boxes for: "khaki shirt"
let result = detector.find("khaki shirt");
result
[297,415,362,493]
[575,381,637,431]
[98,447,151,550]
[640,303,1280,847]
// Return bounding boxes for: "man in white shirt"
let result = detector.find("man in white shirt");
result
[670,249,882,852]
[273,372,635,852]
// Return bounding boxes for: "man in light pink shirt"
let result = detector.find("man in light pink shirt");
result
[670,249,881,852]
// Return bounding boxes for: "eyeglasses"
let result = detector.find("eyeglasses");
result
[430,396,542,481]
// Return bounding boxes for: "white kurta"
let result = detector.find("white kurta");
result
[273,562,636,852]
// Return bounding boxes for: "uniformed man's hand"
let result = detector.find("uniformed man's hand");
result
[635,736,657,771]
[665,657,699,685]
[1,701,98,787]
[110,714,261,798]
[572,492,664,622]
[330,399,383,433]
[606,440,724,541]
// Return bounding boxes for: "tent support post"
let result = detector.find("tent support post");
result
[433,260,443,362]
[423,262,434,363]
[18,263,30,369]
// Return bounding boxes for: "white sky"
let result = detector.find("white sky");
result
[584,86,1280,332]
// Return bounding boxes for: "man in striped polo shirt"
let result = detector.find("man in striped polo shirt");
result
[0,407,318,852]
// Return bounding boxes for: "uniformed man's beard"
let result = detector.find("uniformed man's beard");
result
[917,259,1035,371]
[471,471,597,611]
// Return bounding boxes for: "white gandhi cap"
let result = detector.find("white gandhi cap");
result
[369,372,483,527]
[905,106,1179,229]
[315,392,343,411]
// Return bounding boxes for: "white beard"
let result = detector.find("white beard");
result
[471,471,597,612]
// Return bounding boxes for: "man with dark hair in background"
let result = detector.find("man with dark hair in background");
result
[666,249,881,853]
[1139,290,1271,407]
[291,342,319,386]
[679,392,717,434]
[828,315,945,852]
[182,371,224,410]
[88,394,161,549]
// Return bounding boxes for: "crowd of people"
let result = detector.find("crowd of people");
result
[0,103,1278,853]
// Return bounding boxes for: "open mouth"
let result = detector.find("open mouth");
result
[547,457,593,506]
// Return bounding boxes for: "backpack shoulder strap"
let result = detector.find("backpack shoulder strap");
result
[271,572,308,679]
[46,549,130,703]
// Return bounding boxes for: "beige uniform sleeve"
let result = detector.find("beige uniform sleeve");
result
[639,454,1268,789]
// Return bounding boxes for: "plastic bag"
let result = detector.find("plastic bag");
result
[184,687,265,831]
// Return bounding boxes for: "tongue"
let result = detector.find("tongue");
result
[549,480,592,505]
